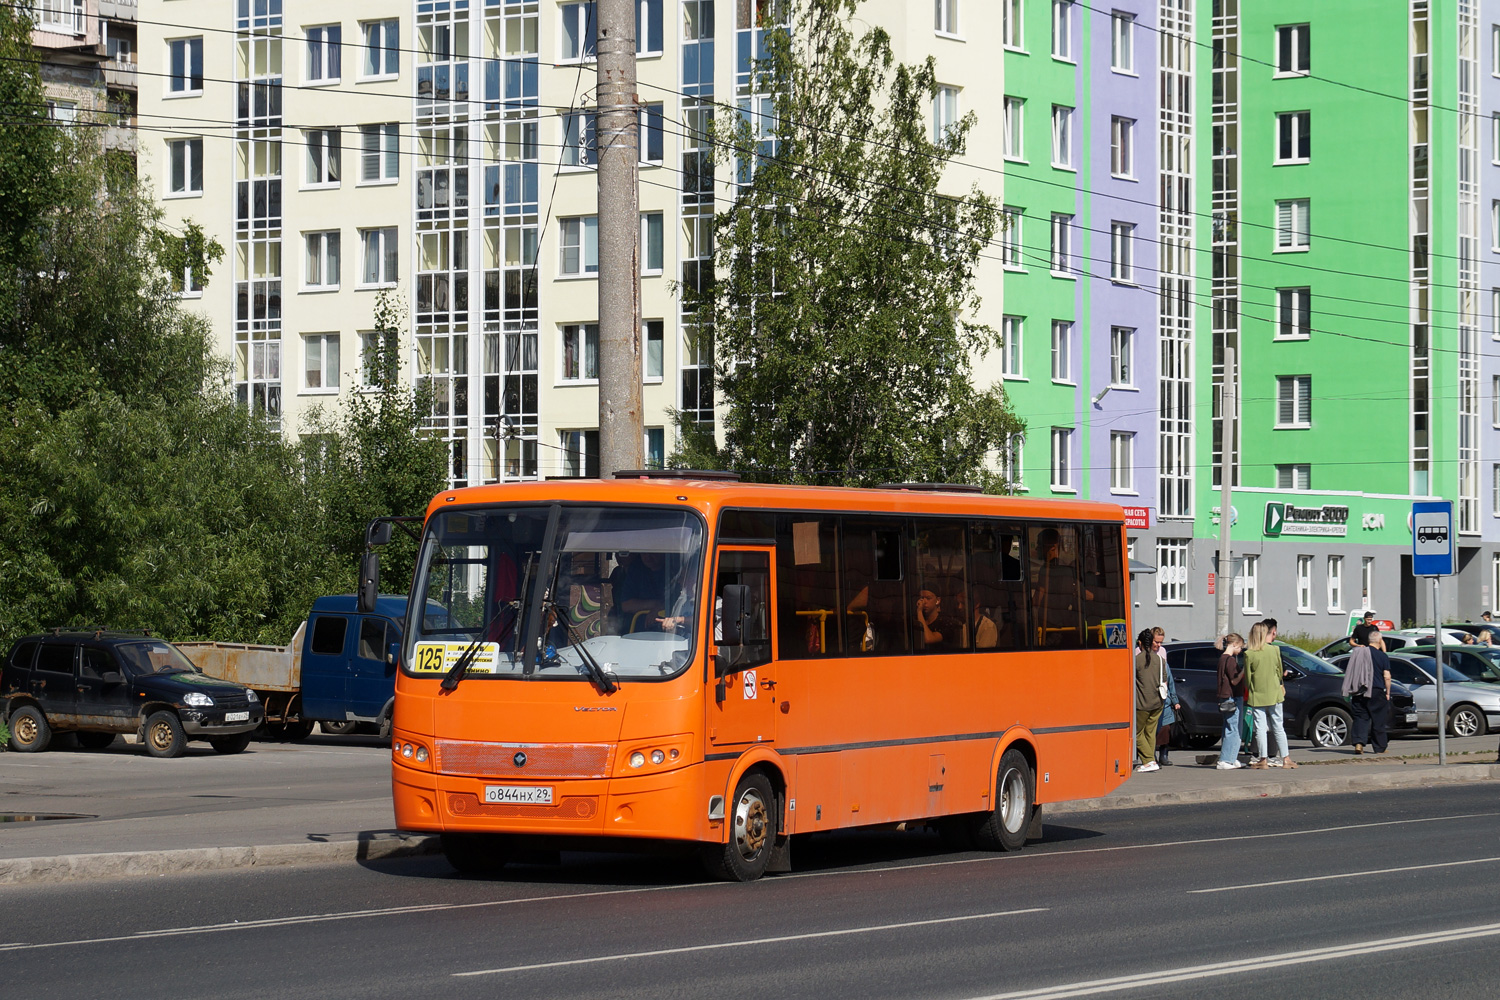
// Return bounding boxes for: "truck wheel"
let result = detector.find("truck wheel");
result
[320,720,359,736]
[209,732,253,754]
[283,719,314,742]
[144,711,188,758]
[76,731,116,750]
[441,833,511,876]
[9,705,51,753]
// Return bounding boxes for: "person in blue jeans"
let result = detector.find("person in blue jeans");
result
[1216,632,1247,769]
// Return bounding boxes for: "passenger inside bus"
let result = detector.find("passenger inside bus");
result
[1031,526,1084,647]
[915,586,965,650]
[609,551,670,632]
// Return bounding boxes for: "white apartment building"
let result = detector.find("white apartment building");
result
[140,1,1006,485]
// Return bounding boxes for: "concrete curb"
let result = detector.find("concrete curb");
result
[0,832,441,886]
[1046,763,1500,815]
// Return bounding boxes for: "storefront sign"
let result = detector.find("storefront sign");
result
[1122,506,1151,529]
[1263,502,1350,538]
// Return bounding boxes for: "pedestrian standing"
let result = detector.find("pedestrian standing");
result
[1215,633,1247,769]
[1245,622,1296,769]
[1134,628,1166,773]
[1343,624,1393,754]
[1152,628,1179,766]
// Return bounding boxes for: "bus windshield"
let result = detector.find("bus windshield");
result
[406,505,706,682]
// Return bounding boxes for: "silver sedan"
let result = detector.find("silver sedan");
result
[1383,653,1500,737]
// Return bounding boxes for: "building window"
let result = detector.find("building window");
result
[1110,116,1134,177]
[1050,213,1073,273]
[1000,206,1023,269]
[169,38,203,94]
[304,230,341,289]
[644,319,664,380]
[1297,555,1314,612]
[1003,97,1025,160]
[1327,555,1343,612]
[46,99,76,123]
[1051,105,1074,168]
[1001,316,1023,377]
[1494,202,1500,252]
[1276,199,1311,251]
[645,427,665,469]
[360,123,399,182]
[561,2,598,61]
[307,25,342,83]
[306,129,341,186]
[1277,464,1311,490]
[560,216,599,275]
[1276,111,1310,163]
[562,323,599,381]
[933,85,959,143]
[304,333,340,391]
[358,330,397,387]
[1001,433,1024,488]
[1050,427,1074,490]
[1276,23,1310,76]
[1493,464,1500,513]
[1110,326,1133,385]
[638,103,664,163]
[1001,0,1023,49]
[637,0,663,55]
[1052,1,1072,60]
[359,227,398,286]
[641,212,664,274]
[1110,221,1135,282]
[1277,287,1311,339]
[562,112,597,167]
[167,138,202,195]
[1050,321,1072,382]
[1110,431,1134,493]
[560,429,600,477]
[1157,539,1189,605]
[1241,554,1260,613]
[361,20,399,78]
[1277,375,1312,428]
[1111,12,1135,73]
[1361,556,1374,609]
[935,0,959,36]
[1493,375,1500,426]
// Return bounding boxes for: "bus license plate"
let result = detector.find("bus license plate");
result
[484,785,553,805]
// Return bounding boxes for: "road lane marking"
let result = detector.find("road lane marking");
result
[964,921,1500,999]
[453,908,1048,977]
[1189,855,1500,893]
[0,810,1492,953]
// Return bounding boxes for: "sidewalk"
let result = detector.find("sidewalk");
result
[2,732,1497,884]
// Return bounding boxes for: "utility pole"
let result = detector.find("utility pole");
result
[596,0,643,476]
[1215,346,1236,639]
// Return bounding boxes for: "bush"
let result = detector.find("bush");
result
[1279,631,1337,653]
[0,718,9,749]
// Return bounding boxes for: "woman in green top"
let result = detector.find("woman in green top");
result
[1244,622,1297,769]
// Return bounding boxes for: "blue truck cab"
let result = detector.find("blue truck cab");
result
[299,594,409,730]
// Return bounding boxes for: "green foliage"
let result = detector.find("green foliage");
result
[676,0,1022,487]
[1278,631,1336,654]
[0,32,445,646]
[0,717,9,748]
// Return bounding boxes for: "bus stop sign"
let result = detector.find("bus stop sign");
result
[1411,500,1454,577]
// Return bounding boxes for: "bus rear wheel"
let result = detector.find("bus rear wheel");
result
[974,748,1035,852]
[702,772,778,882]
[441,832,511,876]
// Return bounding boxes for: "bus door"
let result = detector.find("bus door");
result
[709,547,776,748]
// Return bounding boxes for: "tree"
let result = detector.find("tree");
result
[676,0,1022,488]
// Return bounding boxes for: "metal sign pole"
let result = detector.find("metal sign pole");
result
[1435,576,1445,765]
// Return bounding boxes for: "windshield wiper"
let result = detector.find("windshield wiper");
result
[440,552,534,692]
[535,545,617,694]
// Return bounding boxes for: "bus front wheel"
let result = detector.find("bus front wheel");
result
[975,748,1035,852]
[703,772,778,882]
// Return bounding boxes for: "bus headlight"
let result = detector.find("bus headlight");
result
[629,751,646,768]
[650,750,665,765]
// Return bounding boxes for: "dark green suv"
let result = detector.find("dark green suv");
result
[2,632,264,757]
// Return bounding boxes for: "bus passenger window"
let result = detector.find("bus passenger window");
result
[776,516,841,658]
[914,521,968,651]
[714,550,771,670]
[970,523,1028,651]
[840,519,909,655]
[1029,525,1083,649]
[1079,524,1125,647]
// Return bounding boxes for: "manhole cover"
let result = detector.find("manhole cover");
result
[0,813,97,823]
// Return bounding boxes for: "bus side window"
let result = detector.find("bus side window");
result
[840,518,909,655]
[1028,524,1083,649]
[776,516,841,658]
[715,550,771,670]
[970,523,1029,651]
[1080,523,1125,647]
[913,521,968,651]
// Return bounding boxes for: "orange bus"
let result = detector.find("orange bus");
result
[385,473,1133,881]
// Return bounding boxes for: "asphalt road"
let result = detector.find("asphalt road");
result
[5,784,1500,1000]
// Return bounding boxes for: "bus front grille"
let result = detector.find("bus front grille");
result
[434,740,612,779]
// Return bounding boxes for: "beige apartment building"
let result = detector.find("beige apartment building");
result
[140,1,1006,485]
[31,0,138,154]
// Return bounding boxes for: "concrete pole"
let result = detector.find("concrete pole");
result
[1215,346,1235,639]
[596,0,643,476]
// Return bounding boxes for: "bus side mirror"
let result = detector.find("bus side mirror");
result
[366,520,394,547]
[358,552,381,615]
[720,584,749,647]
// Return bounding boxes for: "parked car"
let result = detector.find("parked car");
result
[1395,645,1500,685]
[1315,629,1464,661]
[1164,640,1419,749]
[2,632,264,757]
[1332,651,1500,737]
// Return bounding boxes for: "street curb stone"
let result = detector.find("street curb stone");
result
[0,832,441,886]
